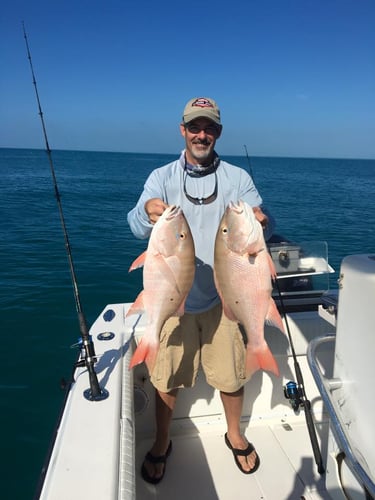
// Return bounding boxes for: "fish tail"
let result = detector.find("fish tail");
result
[245,345,280,378]
[129,337,159,373]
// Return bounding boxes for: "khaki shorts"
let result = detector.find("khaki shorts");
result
[150,302,249,393]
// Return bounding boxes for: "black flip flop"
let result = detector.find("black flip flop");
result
[141,440,172,484]
[225,433,260,474]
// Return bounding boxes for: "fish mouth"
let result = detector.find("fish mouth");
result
[165,205,181,220]
[228,200,244,214]
[226,200,262,253]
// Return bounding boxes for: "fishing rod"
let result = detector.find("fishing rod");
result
[244,144,254,179]
[275,276,325,474]
[243,146,324,473]
[22,22,108,401]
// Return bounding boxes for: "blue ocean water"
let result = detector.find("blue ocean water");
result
[1,148,374,499]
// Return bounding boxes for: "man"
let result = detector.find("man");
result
[127,97,274,483]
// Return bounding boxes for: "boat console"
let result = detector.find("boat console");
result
[269,240,335,312]
[308,254,375,499]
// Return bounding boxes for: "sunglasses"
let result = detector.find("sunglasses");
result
[183,169,218,205]
[185,124,219,135]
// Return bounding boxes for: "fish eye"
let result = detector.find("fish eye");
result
[179,232,186,240]
[222,226,228,234]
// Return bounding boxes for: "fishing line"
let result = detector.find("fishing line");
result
[22,22,108,401]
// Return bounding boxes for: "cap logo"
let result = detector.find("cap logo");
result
[191,98,214,109]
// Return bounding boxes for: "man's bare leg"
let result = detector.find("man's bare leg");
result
[220,387,258,472]
[142,388,178,481]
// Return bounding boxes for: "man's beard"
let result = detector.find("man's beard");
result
[190,140,213,164]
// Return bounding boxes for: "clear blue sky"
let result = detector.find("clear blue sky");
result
[1,0,374,158]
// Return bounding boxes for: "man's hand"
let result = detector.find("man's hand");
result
[145,198,169,224]
[253,206,269,228]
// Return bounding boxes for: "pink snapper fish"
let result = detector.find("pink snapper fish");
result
[127,205,195,372]
[214,200,285,378]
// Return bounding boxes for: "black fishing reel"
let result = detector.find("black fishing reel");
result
[284,381,303,412]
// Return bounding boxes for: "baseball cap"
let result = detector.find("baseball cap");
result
[182,97,221,125]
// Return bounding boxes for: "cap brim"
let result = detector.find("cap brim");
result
[183,110,221,125]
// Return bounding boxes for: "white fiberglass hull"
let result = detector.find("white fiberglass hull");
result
[37,253,375,500]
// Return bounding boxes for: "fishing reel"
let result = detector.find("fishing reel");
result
[72,335,97,367]
[284,381,303,412]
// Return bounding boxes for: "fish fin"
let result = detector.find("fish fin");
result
[126,291,145,317]
[221,302,237,322]
[174,300,186,317]
[128,251,147,272]
[265,298,285,332]
[129,337,158,372]
[267,252,277,280]
[246,344,280,378]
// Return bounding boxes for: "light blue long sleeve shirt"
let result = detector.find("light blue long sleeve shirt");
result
[127,152,274,313]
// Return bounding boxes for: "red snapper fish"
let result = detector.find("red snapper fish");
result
[126,205,195,372]
[214,200,284,378]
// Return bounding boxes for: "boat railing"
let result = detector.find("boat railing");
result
[307,335,375,499]
[119,337,136,500]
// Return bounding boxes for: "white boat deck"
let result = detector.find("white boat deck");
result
[35,254,375,500]
[136,417,330,500]
[37,302,337,500]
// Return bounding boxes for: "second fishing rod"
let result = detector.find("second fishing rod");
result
[244,145,325,474]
